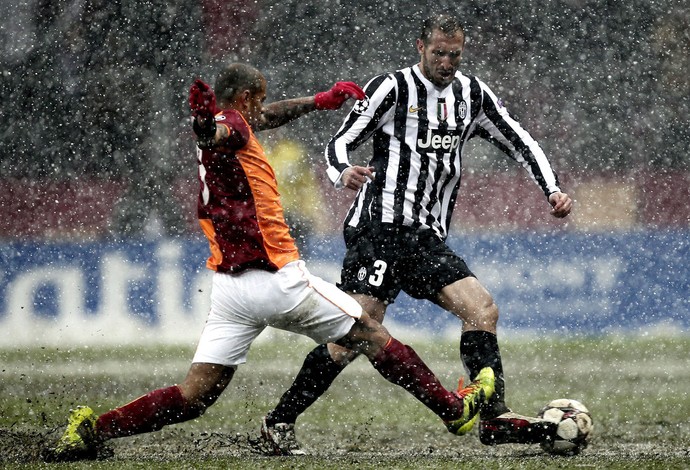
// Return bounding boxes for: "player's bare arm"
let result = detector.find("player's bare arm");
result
[257,81,365,131]
[257,97,318,131]
[549,192,573,218]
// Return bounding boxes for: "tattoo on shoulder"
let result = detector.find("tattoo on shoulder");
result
[218,125,230,140]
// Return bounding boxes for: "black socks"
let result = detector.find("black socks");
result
[460,330,509,418]
[265,344,346,426]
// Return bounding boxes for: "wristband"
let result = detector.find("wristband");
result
[193,118,217,149]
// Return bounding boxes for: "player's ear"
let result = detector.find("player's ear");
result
[416,38,425,54]
[236,89,252,111]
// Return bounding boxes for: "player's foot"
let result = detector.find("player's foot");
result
[479,411,558,445]
[445,367,495,435]
[260,416,306,456]
[41,406,103,462]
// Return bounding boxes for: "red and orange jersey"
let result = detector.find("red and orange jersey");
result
[197,109,299,273]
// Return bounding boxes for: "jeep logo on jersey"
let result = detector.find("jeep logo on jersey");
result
[417,130,460,152]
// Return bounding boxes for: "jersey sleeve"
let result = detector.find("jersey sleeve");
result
[472,78,562,197]
[325,73,397,187]
[215,110,250,151]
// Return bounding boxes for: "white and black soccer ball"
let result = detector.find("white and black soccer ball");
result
[538,398,593,455]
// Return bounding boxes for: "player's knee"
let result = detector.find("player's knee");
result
[340,315,390,353]
[326,343,360,366]
[179,364,235,412]
[471,299,499,330]
[359,314,390,342]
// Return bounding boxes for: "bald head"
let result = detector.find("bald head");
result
[214,63,266,106]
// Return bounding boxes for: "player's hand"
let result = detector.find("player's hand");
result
[549,191,573,218]
[314,82,365,110]
[189,78,217,119]
[341,166,375,190]
[189,78,217,146]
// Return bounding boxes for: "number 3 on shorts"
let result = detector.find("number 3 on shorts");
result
[368,260,388,287]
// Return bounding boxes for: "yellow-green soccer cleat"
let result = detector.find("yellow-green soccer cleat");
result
[445,367,495,436]
[42,406,102,462]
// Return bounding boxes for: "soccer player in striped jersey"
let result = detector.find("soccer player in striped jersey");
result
[262,14,573,452]
[42,63,494,462]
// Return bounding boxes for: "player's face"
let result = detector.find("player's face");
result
[417,29,464,88]
[245,79,267,128]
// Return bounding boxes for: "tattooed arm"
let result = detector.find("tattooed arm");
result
[256,82,365,131]
[257,97,317,131]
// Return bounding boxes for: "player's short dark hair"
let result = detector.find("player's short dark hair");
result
[419,14,465,46]
[215,63,265,104]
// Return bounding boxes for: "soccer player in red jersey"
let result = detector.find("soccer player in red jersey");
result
[43,63,494,462]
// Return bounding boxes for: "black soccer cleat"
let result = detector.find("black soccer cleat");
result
[479,411,558,445]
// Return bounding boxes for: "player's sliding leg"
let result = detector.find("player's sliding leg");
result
[460,330,557,445]
[368,336,494,433]
[261,314,495,455]
[95,384,205,438]
[43,364,235,462]
[43,387,200,462]
[352,298,496,430]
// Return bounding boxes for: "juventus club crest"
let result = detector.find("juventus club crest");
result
[437,98,448,122]
[458,101,467,119]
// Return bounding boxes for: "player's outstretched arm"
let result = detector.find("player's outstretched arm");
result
[258,82,364,131]
[189,78,229,147]
[549,191,573,218]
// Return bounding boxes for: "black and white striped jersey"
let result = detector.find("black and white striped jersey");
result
[325,64,562,240]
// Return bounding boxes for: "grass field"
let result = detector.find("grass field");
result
[2,332,689,469]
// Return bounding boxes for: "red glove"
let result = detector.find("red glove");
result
[189,78,217,119]
[314,81,365,110]
[189,78,217,147]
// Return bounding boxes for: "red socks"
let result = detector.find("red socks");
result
[96,385,200,440]
[93,340,460,440]
[371,338,461,420]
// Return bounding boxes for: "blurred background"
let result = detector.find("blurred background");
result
[1,0,688,240]
[0,0,688,344]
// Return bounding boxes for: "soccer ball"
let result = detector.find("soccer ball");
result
[538,398,593,455]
